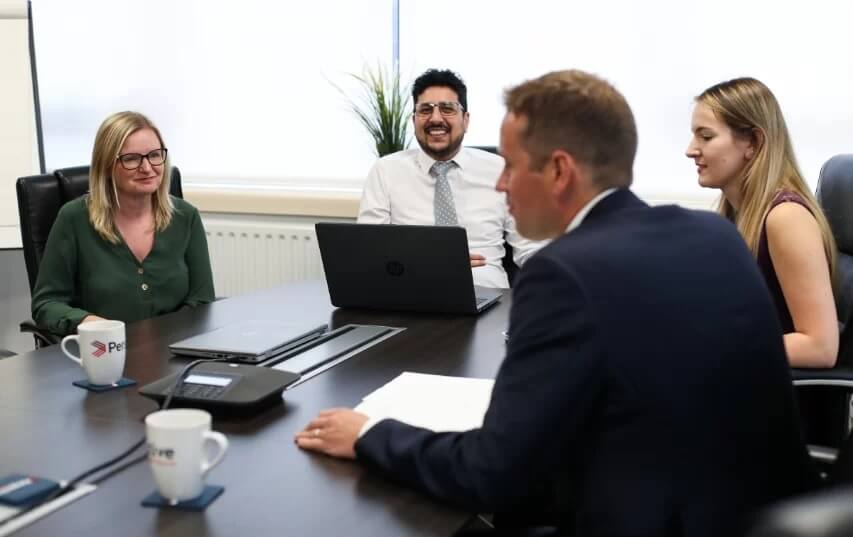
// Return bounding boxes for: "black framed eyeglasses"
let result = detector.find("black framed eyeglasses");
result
[116,148,167,170]
[415,101,464,118]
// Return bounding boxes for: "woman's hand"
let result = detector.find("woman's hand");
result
[80,315,107,325]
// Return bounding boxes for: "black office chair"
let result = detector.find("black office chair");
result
[749,432,853,537]
[502,240,519,287]
[791,154,853,466]
[816,154,853,364]
[748,487,853,537]
[470,145,498,155]
[16,165,183,347]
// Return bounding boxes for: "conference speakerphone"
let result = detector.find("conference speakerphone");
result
[139,362,300,413]
[140,324,400,415]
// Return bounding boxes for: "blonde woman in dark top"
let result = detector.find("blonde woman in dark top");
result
[32,111,215,336]
[686,77,838,367]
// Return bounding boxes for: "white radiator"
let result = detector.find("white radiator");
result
[201,214,339,297]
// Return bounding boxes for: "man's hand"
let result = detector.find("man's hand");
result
[294,408,369,459]
[470,253,486,268]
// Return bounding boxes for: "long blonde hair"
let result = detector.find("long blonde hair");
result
[88,111,173,243]
[696,77,836,280]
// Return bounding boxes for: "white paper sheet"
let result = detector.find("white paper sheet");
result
[356,372,494,433]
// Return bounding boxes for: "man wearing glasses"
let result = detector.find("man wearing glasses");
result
[357,68,545,288]
[298,70,816,536]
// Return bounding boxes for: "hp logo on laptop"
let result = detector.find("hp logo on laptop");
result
[385,261,405,277]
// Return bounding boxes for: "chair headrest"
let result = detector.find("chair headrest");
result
[817,154,853,255]
[55,165,91,201]
[54,165,183,200]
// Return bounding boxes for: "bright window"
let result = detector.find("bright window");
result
[33,0,392,189]
[400,0,853,199]
[31,0,853,198]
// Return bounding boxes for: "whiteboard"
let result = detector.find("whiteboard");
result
[0,0,40,249]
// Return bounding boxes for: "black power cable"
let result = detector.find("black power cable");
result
[2,358,228,525]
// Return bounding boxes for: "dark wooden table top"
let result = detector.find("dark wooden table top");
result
[0,280,512,536]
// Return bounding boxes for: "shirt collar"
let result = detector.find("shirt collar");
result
[565,188,617,233]
[416,147,468,176]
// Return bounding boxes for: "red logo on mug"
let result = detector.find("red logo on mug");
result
[91,341,107,357]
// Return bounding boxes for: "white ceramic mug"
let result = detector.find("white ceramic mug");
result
[145,409,229,503]
[61,320,126,385]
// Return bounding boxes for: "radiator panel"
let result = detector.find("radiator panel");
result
[203,219,325,297]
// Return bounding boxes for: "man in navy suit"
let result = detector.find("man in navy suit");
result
[296,70,816,536]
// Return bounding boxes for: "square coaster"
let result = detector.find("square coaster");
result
[0,474,60,506]
[141,485,224,511]
[72,377,137,392]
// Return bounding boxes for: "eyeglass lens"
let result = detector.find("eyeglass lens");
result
[118,149,166,170]
[416,102,461,117]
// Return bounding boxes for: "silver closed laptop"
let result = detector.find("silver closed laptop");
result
[168,320,328,363]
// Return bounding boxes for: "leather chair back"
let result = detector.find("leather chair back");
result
[16,172,65,292]
[817,154,853,324]
[749,430,853,536]
[55,165,92,201]
[54,165,184,201]
[16,166,183,292]
[470,145,498,154]
[816,154,853,365]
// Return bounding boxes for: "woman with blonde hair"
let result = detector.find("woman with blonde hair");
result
[686,77,838,367]
[32,111,214,336]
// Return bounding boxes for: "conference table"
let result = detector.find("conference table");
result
[0,280,512,536]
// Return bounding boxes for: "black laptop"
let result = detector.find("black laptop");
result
[315,223,502,314]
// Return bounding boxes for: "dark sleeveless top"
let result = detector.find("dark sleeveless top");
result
[756,191,812,334]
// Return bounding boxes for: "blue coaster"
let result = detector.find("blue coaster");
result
[72,377,137,392]
[141,485,224,511]
[0,474,60,506]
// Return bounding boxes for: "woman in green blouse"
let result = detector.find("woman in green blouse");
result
[32,111,215,336]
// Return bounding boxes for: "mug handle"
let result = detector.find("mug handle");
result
[61,335,83,366]
[200,431,229,475]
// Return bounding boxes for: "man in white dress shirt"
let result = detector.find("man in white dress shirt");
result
[358,69,545,288]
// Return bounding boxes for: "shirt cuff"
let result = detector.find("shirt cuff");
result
[66,308,93,334]
[358,416,383,438]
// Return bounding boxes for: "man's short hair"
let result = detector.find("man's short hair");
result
[504,70,637,188]
[412,69,468,113]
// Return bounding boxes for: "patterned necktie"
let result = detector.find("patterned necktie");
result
[430,160,458,226]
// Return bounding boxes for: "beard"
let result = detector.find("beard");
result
[415,121,465,161]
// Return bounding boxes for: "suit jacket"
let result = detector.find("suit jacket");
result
[355,189,817,537]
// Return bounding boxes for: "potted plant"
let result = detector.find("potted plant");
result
[336,63,411,157]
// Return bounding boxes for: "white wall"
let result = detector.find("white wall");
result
[0,0,40,248]
[0,249,35,354]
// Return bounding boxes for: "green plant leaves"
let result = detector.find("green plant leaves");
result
[336,63,411,158]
